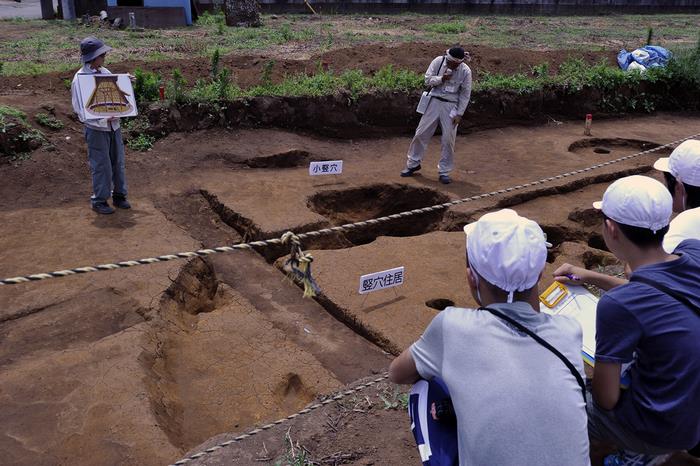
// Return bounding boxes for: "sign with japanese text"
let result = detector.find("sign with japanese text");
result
[358,266,405,294]
[309,160,343,176]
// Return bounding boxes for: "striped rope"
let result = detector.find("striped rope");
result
[2,132,698,287]
[169,372,389,466]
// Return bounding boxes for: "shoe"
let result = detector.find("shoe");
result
[400,165,421,177]
[92,202,115,215]
[604,451,671,466]
[113,195,131,209]
[439,175,451,184]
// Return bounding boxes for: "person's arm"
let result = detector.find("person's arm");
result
[592,294,641,409]
[425,57,444,88]
[389,349,420,385]
[390,311,446,385]
[553,263,627,291]
[592,361,622,410]
[71,76,85,123]
[455,66,472,117]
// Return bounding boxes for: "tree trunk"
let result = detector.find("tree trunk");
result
[224,0,261,27]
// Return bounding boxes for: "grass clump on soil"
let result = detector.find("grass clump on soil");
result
[133,68,161,105]
[424,21,468,34]
[126,133,155,151]
[0,105,45,161]
[34,112,63,130]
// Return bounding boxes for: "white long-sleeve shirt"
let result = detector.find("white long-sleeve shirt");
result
[71,64,120,132]
[424,55,472,116]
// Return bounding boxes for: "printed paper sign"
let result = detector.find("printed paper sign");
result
[76,73,138,120]
[309,160,343,176]
[359,266,404,294]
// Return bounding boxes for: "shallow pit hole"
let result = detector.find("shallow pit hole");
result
[245,149,312,169]
[568,138,662,156]
[308,183,450,245]
[426,299,455,311]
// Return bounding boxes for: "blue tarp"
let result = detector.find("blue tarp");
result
[617,46,673,71]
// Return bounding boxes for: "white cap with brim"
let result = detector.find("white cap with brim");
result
[463,209,547,303]
[592,175,672,233]
[653,139,700,187]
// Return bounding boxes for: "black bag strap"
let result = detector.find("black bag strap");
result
[480,306,587,404]
[629,275,700,317]
[427,56,447,97]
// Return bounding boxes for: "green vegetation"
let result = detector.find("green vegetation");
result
[424,21,467,34]
[0,104,27,122]
[34,112,64,130]
[133,68,161,104]
[126,133,155,151]
[379,387,409,410]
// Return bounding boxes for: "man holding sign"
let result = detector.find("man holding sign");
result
[71,37,132,215]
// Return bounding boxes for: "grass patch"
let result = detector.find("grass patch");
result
[0,104,27,121]
[424,21,467,34]
[34,112,64,130]
[126,133,155,151]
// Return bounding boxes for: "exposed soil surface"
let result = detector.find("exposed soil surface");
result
[1,44,699,466]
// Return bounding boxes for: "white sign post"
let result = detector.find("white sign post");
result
[358,266,405,294]
[309,160,343,176]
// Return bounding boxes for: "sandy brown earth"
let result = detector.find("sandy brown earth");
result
[1,44,700,466]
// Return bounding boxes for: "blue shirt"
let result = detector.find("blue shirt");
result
[596,239,700,449]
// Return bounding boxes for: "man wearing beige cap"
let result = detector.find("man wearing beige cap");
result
[554,175,700,466]
[390,209,589,466]
[653,139,700,253]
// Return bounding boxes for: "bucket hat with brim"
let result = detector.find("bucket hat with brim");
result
[80,36,112,64]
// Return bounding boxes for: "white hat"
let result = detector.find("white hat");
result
[592,175,672,233]
[463,209,547,301]
[653,139,700,187]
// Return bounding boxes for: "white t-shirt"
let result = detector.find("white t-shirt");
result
[410,302,590,466]
[663,207,700,253]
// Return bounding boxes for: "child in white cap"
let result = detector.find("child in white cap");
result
[653,139,700,252]
[390,209,590,466]
[555,175,700,466]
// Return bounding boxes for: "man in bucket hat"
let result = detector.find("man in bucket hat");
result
[71,36,131,214]
[554,175,700,466]
[390,209,589,466]
[400,47,472,185]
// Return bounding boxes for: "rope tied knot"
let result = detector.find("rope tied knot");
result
[281,231,320,298]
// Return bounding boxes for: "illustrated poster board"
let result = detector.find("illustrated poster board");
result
[539,283,632,386]
[540,284,598,365]
[75,74,138,120]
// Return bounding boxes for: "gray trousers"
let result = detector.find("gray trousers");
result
[586,391,675,456]
[85,127,127,205]
[406,98,458,176]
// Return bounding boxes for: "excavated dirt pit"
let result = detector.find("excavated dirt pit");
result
[568,137,661,157]
[308,184,450,245]
[1,110,699,466]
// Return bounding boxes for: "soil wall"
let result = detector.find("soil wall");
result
[143,81,700,139]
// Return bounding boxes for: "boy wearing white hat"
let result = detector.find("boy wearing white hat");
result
[71,36,131,215]
[555,175,700,466]
[400,47,472,185]
[390,209,590,466]
[653,139,700,252]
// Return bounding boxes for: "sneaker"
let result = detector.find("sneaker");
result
[439,175,451,184]
[400,164,421,177]
[92,202,115,215]
[113,196,131,209]
[604,451,671,466]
